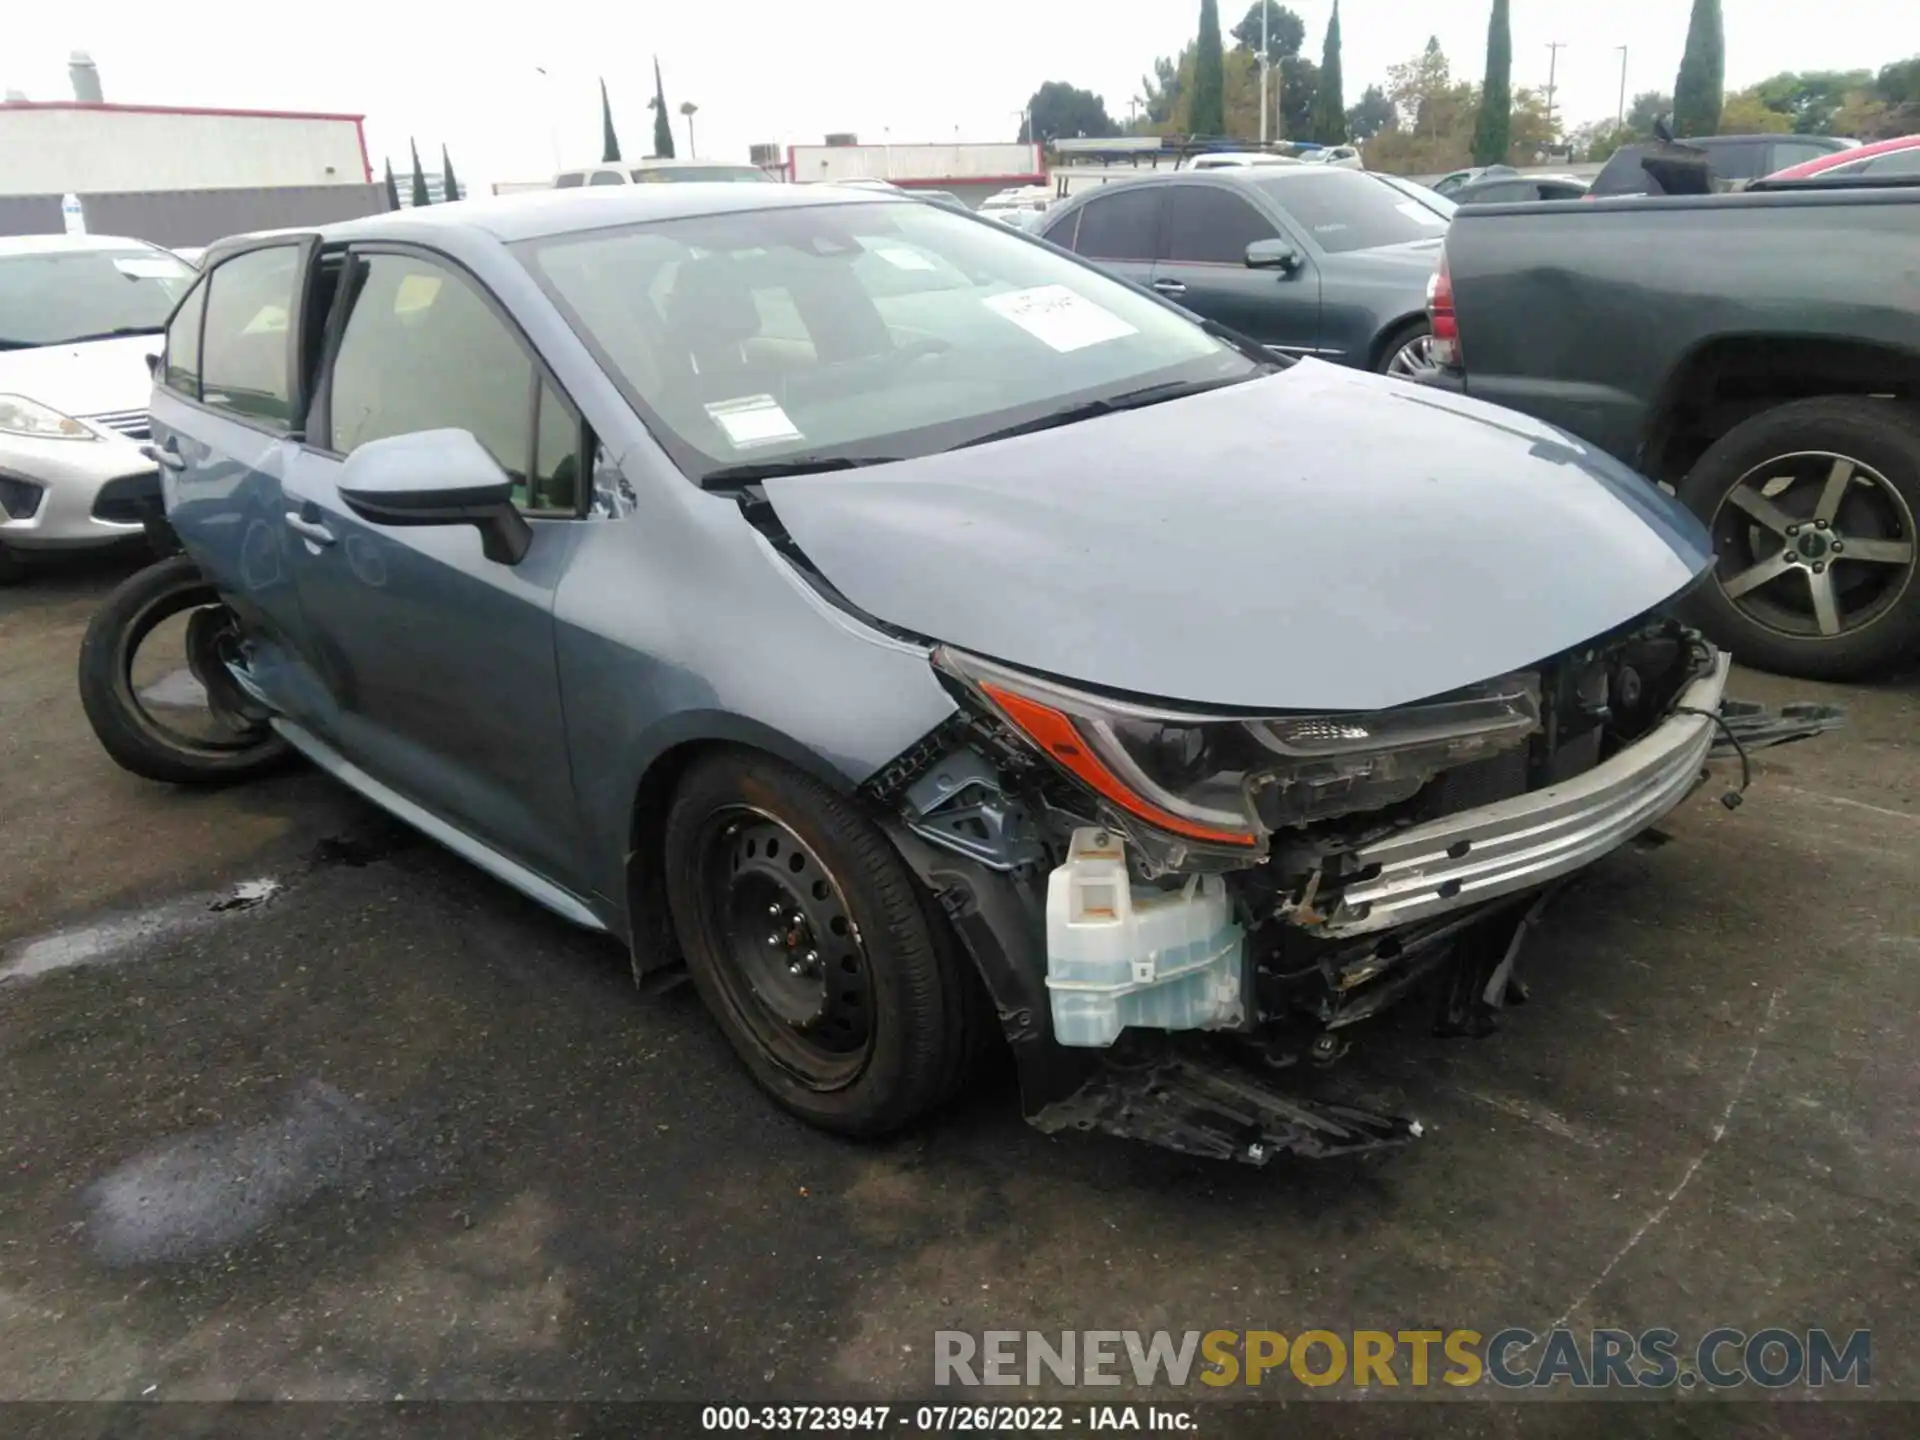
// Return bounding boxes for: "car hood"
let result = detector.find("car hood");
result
[0,335,160,419]
[762,361,1713,713]
[1319,237,1448,279]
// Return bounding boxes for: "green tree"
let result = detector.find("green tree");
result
[1192,0,1226,135]
[1140,53,1185,126]
[1672,0,1724,138]
[1311,0,1346,143]
[408,139,431,207]
[650,59,676,159]
[1627,89,1673,136]
[1230,1,1304,65]
[381,158,401,211]
[1750,70,1874,133]
[1020,82,1116,142]
[1346,84,1396,141]
[600,77,622,163]
[1281,54,1319,140]
[440,145,461,203]
[1718,88,1792,134]
[1470,0,1511,164]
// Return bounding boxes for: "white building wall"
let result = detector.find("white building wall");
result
[0,105,367,197]
[789,143,1043,185]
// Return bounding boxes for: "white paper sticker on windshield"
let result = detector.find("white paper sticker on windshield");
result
[706,395,803,449]
[872,245,939,271]
[1395,200,1450,227]
[114,256,191,280]
[982,285,1138,353]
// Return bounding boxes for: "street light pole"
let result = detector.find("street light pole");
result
[1544,41,1567,134]
[1615,46,1629,134]
[680,100,699,158]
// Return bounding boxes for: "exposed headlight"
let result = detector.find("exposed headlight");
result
[0,394,99,441]
[934,647,1540,847]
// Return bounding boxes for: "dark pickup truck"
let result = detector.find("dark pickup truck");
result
[1422,182,1920,679]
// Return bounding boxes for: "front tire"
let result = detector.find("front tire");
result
[1675,398,1920,680]
[662,749,979,1136]
[77,553,293,784]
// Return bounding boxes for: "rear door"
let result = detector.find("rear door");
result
[1051,185,1165,293]
[1151,183,1321,355]
[279,244,591,889]
[149,235,335,721]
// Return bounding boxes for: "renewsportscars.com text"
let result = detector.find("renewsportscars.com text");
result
[934,1327,1872,1391]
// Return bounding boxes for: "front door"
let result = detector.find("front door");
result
[1051,185,1166,294]
[282,246,592,890]
[1151,183,1322,357]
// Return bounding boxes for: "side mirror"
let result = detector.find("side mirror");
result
[336,428,532,565]
[145,351,162,381]
[1245,239,1303,274]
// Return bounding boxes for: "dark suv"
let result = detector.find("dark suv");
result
[1589,134,1855,197]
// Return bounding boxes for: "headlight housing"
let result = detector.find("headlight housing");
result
[934,647,1540,849]
[0,394,99,441]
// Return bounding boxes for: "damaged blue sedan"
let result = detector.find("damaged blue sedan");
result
[81,185,1803,1162]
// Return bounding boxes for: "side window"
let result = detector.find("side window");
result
[1769,140,1834,171]
[1161,187,1279,264]
[1706,140,1766,180]
[162,278,206,397]
[326,252,583,515]
[1863,148,1920,177]
[554,172,586,188]
[1039,208,1080,249]
[588,170,626,186]
[200,246,300,429]
[1070,188,1162,261]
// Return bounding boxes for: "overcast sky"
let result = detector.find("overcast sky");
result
[6,2,1907,191]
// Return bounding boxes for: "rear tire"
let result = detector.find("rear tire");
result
[1376,319,1437,380]
[1674,398,1920,680]
[0,544,23,587]
[77,553,293,785]
[662,749,980,1136]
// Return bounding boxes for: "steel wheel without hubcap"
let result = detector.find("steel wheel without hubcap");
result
[1385,332,1440,381]
[697,809,875,1090]
[1708,451,1917,641]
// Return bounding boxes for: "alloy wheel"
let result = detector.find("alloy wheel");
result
[1386,334,1440,381]
[1708,451,1917,640]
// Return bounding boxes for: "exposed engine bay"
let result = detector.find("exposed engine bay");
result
[864,616,1763,1163]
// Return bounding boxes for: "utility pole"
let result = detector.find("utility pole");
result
[1258,1,1270,145]
[1615,45,1629,133]
[1544,41,1567,134]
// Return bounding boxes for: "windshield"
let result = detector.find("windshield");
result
[1372,174,1458,220]
[0,247,194,349]
[1250,170,1452,252]
[521,199,1256,478]
[632,166,774,184]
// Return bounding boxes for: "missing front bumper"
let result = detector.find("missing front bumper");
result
[1319,651,1733,936]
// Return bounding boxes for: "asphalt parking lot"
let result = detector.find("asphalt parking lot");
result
[3,551,1917,1425]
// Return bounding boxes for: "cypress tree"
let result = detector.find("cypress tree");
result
[1311,1,1347,144]
[1471,0,1513,164]
[1672,0,1725,137]
[651,58,677,159]
[600,78,622,163]
[382,158,401,211]
[409,139,431,207]
[1191,0,1226,136]
[440,145,461,203]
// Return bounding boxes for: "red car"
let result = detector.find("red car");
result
[1766,133,1920,180]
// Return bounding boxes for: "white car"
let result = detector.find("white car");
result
[1300,145,1365,170]
[553,158,777,187]
[0,234,195,581]
[1183,152,1303,170]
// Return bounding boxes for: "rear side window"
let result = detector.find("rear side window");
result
[162,279,206,397]
[588,170,626,186]
[1591,147,1654,195]
[554,172,586,188]
[1162,187,1278,264]
[1863,147,1920,177]
[1770,139,1837,171]
[200,246,300,429]
[1703,139,1766,180]
[1071,188,1162,261]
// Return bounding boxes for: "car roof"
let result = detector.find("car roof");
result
[0,232,160,257]
[312,183,895,247]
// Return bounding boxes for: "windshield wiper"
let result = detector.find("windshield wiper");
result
[1197,317,1294,371]
[698,455,903,489]
[953,374,1257,450]
[50,325,165,345]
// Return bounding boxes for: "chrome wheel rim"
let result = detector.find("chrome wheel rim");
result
[1386,334,1439,381]
[1708,450,1917,640]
